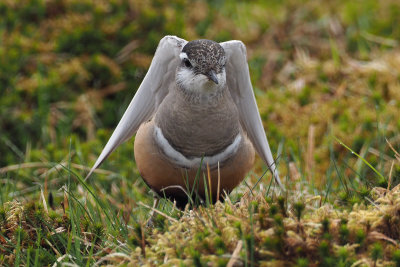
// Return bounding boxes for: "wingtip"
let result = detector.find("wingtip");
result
[84,168,94,181]
[85,160,102,181]
[274,172,286,191]
[270,165,286,191]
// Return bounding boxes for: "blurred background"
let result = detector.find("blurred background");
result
[1,0,400,203]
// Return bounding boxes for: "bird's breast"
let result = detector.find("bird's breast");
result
[154,88,241,166]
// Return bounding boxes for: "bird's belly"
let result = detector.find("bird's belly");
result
[134,120,255,205]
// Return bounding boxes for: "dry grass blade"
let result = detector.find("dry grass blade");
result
[368,231,399,247]
[115,40,139,64]
[217,161,221,203]
[0,162,115,176]
[40,187,49,214]
[95,252,131,265]
[306,124,315,177]
[207,162,212,203]
[51,255,78,267]
[138,201,178,223]
[387,160,395,192]
[161,185,196,204]
[361,31,398,47]
[227,240,243,267]
[386,138,400,163]
[289,162,300,181]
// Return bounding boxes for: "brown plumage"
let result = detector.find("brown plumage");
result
[134,119,255,207]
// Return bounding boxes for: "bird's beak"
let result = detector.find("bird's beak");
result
[207,70,219,84]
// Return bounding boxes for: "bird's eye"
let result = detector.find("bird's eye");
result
[183,58,192,68]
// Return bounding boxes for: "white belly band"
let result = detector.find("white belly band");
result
[154,126,241,169]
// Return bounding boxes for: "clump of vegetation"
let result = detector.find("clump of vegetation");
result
[2,184,400,265]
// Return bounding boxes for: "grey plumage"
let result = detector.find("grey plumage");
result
[86,36,284,190]
[155,87,239,158]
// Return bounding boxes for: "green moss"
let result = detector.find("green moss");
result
[392,250,400,267]
[319,240,330,258]
[298,86,312,106]
[189,248,202,267]
[213,236,226,250]
[0,208,6,223]
[296,258,309,267]
[269,204,279,216]
[370,243,383,263]
[355,229,366,245]
[294,202,305,221]
[277,196,286,216]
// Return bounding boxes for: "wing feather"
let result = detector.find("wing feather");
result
[86,36,187,178]
[221,41,284,189]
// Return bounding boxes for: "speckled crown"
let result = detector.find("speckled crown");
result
[182,39,226,73]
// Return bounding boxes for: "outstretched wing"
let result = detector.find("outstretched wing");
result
[86,36,187,178]
[220,40,284,189]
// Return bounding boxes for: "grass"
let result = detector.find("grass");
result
[2,173,400,266]
[1,136,400,265]
[1,0,400,266]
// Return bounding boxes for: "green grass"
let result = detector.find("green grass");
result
[1,0,400,265]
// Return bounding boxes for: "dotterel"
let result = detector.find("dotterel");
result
[87,36,283,207]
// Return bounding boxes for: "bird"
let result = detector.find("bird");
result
[86,36,283,207]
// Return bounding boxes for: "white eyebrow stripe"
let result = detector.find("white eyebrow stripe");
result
[179,52,188,60]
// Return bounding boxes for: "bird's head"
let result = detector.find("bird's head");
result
[176,39,227,93]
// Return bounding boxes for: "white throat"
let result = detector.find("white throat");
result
[176,68,226,94]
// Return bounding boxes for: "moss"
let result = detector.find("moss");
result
[0,208,6,224]
[293,202,305,221]
[355,229,366,245]
[189,248,202,267]
[392,250,400,267]
[296,258,309,267]
[2,184,400,265]
[370,242,383,263]
[321,218,330,233]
